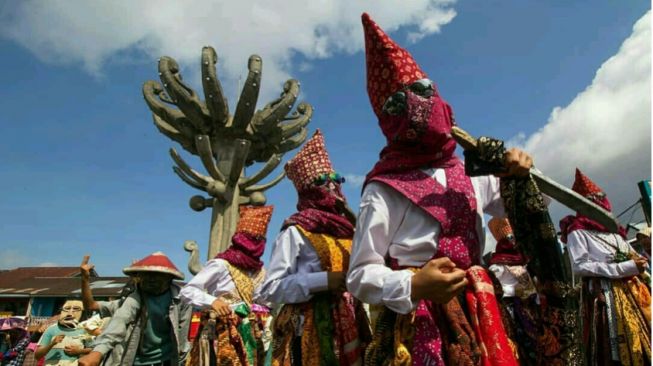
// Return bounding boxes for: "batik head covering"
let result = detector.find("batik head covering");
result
[362,12,428,117]
[285,129,334,192]
[571,168,611,210]
[216,205,274,271]
[283,129,354,238]
[487,217,527,265]
[123,251,184,280]
[362,12,458,180]
[560,168,625,242]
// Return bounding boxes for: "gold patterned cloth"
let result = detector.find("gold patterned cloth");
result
[270,226,371,366]
[582,277,651,366]
[186,266,268,366]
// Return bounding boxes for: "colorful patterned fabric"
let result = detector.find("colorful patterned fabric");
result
[282,187,354,239]
[361,12,428,117]
[217,232,267,271]
[366,291,491,366]
[297,227,370,365]
[370,162,479,269]
[123,251,184,280]
[362,14,458,179]
[270,304,299,366]
[488,217,527,266]
[283,129,355,239]
[186,264,267,366]
[235,205,274,238]
[500,175,584,366]
[270,228,370,366]
[285,129,334,191]
[582,278,652,365]
[465,266,519,366]
[571,168,604,202]
[0,335,29,366]
[364,85,459,186]
[217,205,273,271]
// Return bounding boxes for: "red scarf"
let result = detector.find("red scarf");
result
[366,92,480,269]
[282,185,354,238]
[215,232,266,271]
[488,238,527,266]
[465,266,518,366]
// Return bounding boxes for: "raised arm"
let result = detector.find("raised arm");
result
[80,255,100,312]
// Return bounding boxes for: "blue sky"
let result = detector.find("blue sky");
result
[0,1,650,278]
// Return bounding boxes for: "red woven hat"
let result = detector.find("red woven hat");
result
[235,205,274,238]
[571,168,603,198]
[362,12,429,117]
[285,129,334,191]
[123,251,184,280]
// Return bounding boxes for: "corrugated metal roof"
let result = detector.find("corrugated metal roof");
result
[0,267,84,288]
[0,277,130,297]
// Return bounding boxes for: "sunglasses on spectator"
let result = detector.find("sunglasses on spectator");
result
[313,172,345,186]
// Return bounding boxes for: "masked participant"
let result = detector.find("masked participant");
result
[0,317,31,366]
[346,13,535,366]
[181,205,274,366]
[560,169,651,365]
[259,129,371,366]
[78,252,192,366]
[486,218,540,365]
[35,300,92,366]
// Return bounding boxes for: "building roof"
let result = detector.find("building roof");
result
[0,277,130,298]
[0,267,93,289]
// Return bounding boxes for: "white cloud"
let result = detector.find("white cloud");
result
[514,11,651,226]
[0,0,457,102]
[344,174,366,187]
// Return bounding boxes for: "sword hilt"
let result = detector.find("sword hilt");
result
[451,126,479,151]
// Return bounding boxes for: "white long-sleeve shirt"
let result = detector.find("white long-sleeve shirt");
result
[566,229,639,279]
[257,226,330,305]
[347,168,505,315]
[180,258,267,308]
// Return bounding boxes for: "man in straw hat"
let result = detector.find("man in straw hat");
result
[260,129,371,366]
[78,252,191,366]
[181,205,274,366]
[346,12,535,366]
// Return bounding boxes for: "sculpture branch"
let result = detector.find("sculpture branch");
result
[281,103,312,139]
[232,55,262,131]
[278,127,308,153]
[169,148,212,185]
[159,57,211,134]
[172,167,207,192]
[228,140,251,185]
[195,135,226,182]
[243,171,286,193]
[201,47,229,126]
[252,79,300,133]
[239,154,282,189]
[152,115,197,154]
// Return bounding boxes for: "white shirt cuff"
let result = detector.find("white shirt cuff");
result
[382,269,415,314]
[306,272,329,293]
